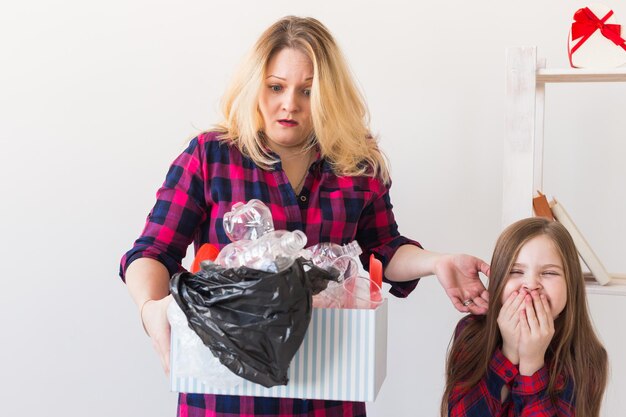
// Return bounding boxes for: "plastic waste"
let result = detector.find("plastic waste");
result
[190,243,220,273]
[215,229,308,272]
[342,275,384,309]
[223,199,274,242]
[369,254,383,298]
[300,241,363,283]
[303,241,363,270]
[220,200,360,275]
[313,274,383,310]
[168,301,243,389]
[169,257,338,387]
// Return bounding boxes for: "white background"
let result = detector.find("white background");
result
[1,1,625,416]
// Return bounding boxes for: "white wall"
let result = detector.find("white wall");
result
[2,1,625,416]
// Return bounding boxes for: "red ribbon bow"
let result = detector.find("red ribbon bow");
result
[570,7,626,55]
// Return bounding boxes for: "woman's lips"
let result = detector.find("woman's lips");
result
[278,119,298,127]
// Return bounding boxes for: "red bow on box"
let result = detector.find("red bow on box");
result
[570,7,626,55]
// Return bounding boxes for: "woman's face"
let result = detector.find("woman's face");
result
[258,48,314,154]
[501,234,568,318]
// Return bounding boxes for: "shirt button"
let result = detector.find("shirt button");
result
[505,370,512,377]
[513,382,519,388]
[300,195,307,202]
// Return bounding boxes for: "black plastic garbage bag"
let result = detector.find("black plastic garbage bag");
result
[170,258,338,388]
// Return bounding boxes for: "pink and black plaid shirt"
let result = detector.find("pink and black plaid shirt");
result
[120,131,421,416]
[447,316,575,417]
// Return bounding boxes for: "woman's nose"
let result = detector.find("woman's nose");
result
[282,90,300,113]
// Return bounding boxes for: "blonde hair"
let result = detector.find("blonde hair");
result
[441,217,608,417]
[215,16,390,183]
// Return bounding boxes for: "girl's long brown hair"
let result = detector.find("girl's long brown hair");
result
[441,217,608,417]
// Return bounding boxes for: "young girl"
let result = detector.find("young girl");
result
[441,217,608,417]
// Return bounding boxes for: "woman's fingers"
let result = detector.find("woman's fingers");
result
[470,295,489,312]
[452,289,488,314]
[452,296,469,313]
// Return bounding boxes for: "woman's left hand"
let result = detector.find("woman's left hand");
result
[433,254,490,314]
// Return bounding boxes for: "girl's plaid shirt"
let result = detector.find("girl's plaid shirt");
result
[448,315,575,417]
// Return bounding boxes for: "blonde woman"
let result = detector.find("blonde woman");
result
[121,16,490,417]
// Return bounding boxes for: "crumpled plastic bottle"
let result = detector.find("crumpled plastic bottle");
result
[215,229,308,272]
[218,200,362,276]
[223,199,274,242]
[302,241,363,270]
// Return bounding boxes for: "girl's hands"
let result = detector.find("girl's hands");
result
[141,295,173,375]
[497,290,527,364]
[518,290,555,376]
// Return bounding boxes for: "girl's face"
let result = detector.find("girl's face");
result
[501,234,568,318]
[258,48,314,155]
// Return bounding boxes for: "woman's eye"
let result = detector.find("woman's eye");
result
[303,88,311,97]
[270,85,282,92]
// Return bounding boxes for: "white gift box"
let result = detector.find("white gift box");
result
[170,300,388,402]
[568,4,626,68]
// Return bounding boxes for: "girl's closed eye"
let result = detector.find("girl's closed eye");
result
[509,269,524,275]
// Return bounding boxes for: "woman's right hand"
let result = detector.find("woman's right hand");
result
[141,295,173,375]
[497,290,526,364]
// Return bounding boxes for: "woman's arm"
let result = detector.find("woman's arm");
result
[386,245,490,314]
[125,258,173,375]
[120,137,211,374]
[352,178,489,311]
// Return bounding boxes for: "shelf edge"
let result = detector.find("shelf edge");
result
[585,277,626,296]
[537,68,626,83]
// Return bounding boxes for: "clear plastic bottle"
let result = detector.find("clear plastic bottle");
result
[215,229,308,272]
[303,241,363,270]
[223,199,274,242]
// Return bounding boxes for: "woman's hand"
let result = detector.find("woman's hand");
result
[518,290,554,375]
[433,254,490,314]
[497,290,526,364]
[141,295,173,375]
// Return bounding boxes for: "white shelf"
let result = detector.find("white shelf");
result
[504,47,625,297]
[586,277,626,296]
[537,68,626,83]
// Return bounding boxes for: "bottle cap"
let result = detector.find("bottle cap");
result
[191,243,220,273]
